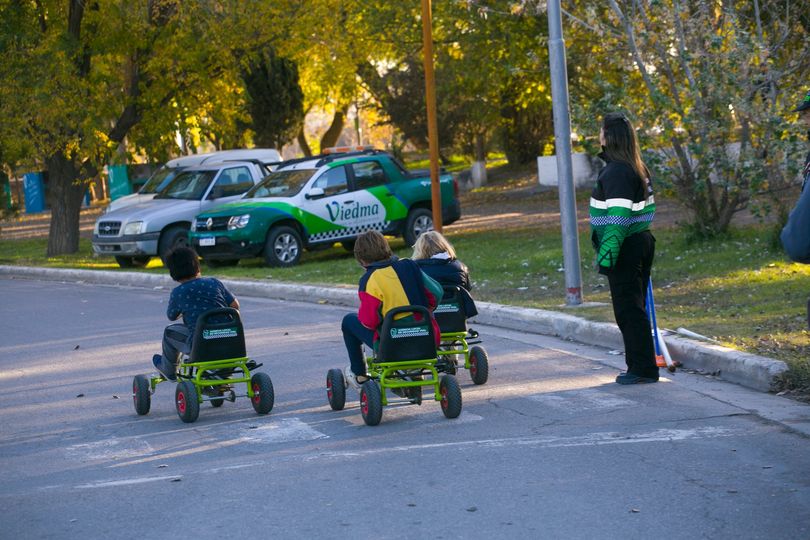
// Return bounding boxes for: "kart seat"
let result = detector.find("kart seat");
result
[377,305,437,363]
[433,286,468,334]
[189,307,246,363]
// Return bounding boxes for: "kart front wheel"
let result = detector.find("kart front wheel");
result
[439,375,462,419]
[251,372,275,415]
[360,380,383,426]
[133,374,151,415]
[326,368,346,411]
[469,346,489,385]
[176,381,200,423]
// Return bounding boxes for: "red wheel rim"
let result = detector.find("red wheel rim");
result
[470,353,478,378]
[326,378,333,400]
[440,385,448,410]
[252,382,261,405]
[361,391,369,415]
[177,391,186,414]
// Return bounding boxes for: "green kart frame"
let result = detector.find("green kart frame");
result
[433,286,489,385]
[326,305,462,426]
[132,308,274,423]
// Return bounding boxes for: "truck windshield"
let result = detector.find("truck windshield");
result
[139,167,176,194]
[155,170,217,200]
[244,169,314,199]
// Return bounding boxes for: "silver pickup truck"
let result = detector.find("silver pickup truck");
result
[93,160,267,268]
[105,148,282,213]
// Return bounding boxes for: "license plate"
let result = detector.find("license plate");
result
[199,237,216,247]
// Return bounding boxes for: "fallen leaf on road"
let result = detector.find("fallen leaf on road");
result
[76,394,84,398]
[73,345,80,350]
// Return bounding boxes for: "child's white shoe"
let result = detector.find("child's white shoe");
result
[344,365,361,391]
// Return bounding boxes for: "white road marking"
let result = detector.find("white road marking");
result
[66,438,154,462]
[76,475,182,489]
[239,417,327,443]
[527,388,636,411]
[305,426,740,461]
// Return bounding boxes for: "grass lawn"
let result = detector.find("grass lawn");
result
[2,221,808,396]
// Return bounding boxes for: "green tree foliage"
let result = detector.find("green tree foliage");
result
[569,0,810,236]
[240,47,305,150]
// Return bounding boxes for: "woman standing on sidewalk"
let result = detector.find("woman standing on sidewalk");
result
[590,112,658,384]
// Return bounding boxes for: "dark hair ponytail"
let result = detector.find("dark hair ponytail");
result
[601,112,650,188]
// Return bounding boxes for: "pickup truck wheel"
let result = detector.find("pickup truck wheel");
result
[404,208,434,246]
[115,256,150,268]
[264,226,302,267]
[159,226,190,262]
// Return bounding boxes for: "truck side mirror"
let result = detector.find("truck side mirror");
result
[305,187,325,200]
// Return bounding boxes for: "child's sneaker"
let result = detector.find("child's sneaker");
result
[153,354,176,381]
[344,365,362,391]
[344,365,369,390]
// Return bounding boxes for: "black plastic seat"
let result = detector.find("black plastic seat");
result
[188,307,246,363]
[376,305,437,363]
[433,286,468,334]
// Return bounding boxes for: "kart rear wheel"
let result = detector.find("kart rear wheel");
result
[469,346,489,385]
[439,375,462,419]
[251,372,275,415]
[326,368,346,411]
[360,380,382,426]
[175,381,200,423]
[133,374,151,415]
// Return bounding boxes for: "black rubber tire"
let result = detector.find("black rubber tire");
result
[250,372,275,415]
[340,239,356,252]
[264,225,302,267]
[439,375,462,419]
[469,345,489,385]
[210,396,225,407]
[360,380,383,426]
[326,368,346,411]
[205,258,239,268]
[175,381,200,423]
[132,374,151,415]
[403,207,433,246]
[116,256,150,268]
[159,225,190,262]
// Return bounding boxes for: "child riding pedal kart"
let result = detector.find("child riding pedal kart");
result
[326,305,462,426]
[434,286,489,385]
[131,247,273,423]
[132,307,274,423]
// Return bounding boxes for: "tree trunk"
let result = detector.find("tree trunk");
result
[46,152,86,256]
[297,127,312,157]
[319,105,348,150]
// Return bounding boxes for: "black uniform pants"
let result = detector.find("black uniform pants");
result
[606,231,658,378]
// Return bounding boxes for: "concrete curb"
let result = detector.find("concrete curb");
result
[0,265,788,393]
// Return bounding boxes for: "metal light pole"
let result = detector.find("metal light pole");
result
[547,0,582,305]
[421,0,443,232]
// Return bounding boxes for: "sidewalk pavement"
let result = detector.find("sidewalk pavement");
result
[0,265,789,393]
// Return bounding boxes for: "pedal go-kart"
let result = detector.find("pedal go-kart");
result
[132,308,274,423]
[326,305,462,426]
[433,286,489,385]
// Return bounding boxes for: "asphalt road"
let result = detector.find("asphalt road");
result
[1,277,809,539]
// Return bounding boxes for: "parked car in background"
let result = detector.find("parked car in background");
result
[189,147,461,267]
[93,160,267,268]
[105,148,282,213]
